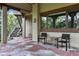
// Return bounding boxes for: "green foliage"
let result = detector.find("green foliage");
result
[41,17,53,29]
[41,16,67,29]
[56,16,66,28]
[41,18,46,29]
[7,14,19,35]
[47,17,53,29]
[56,21,66,28]
[0,10,20,41]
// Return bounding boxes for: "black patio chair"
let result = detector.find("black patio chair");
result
[56,34,70,51]
[38,33,47,44]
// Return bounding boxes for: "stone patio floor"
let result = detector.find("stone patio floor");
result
[0,37,79,56]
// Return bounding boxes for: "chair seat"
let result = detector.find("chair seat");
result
[58,41,69,43]
[38,37,45,39]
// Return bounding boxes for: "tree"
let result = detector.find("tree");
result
[7,14,19,35]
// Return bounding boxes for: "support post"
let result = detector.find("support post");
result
[32,4,39,41]
[52,16,57,28]
[22,14,26,38]
[69,12,76,28]
[1,6,8,44]
[66,11,69,28]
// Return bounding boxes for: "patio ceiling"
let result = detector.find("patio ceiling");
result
[3,3,32,12]
[1,3,78,16]
[4,3,76,13]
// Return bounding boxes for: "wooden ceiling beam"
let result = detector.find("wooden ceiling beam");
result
[0,3,32,12]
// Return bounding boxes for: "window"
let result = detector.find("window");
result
[40,11,79,32]
[41,17,47,29]
[47,17,53,29]
[41,17,53,30]
[55,15,66,28]
[67,15,71,28]
[74,12,79,29]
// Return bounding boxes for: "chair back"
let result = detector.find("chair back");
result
[62,34,70,40]
[41,33,47,37]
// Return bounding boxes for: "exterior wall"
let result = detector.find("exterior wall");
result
[40,3,75,13]
[39,3,79,48]
[26,19,32,37]
[40,32,79,48]
[26,4,79,48]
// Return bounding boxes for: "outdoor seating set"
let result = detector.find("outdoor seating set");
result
[38,33,70,51]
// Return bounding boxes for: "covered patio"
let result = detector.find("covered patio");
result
[0,37,79,56]
[0,3,79,56]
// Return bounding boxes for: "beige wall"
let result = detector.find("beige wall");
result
[40,32,79,48]
[26,19,32,37]
[40,3,75,13]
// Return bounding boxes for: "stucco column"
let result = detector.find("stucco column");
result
[32,4,39,41]
[1,6,8,44]
[22,14,26,38]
